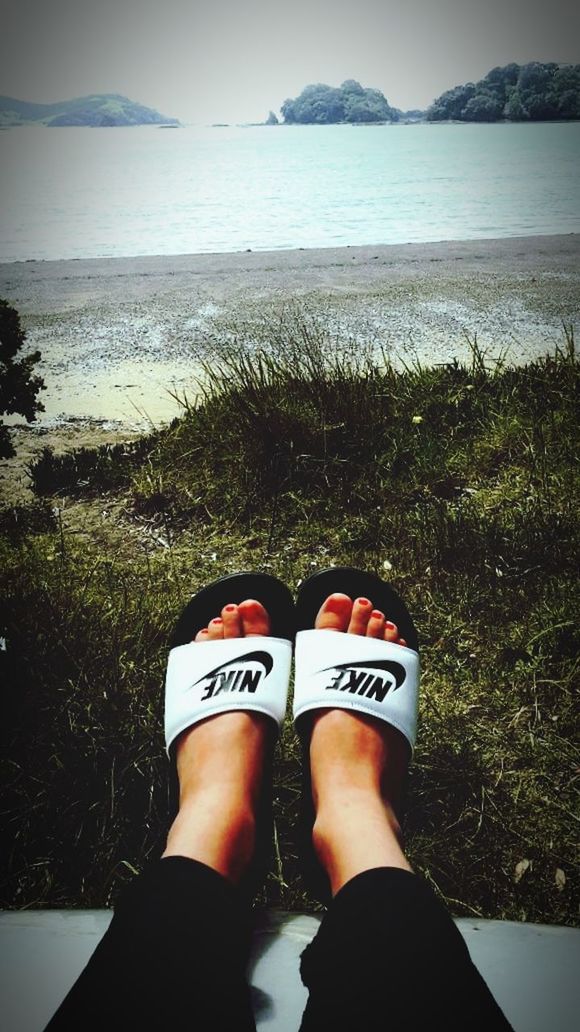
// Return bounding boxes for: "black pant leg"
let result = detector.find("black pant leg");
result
[45,856,257,1032]
[299,867,513,1031]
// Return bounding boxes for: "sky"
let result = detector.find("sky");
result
[1,0,579,123]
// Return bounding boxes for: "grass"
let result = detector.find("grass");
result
[1,320,578,921]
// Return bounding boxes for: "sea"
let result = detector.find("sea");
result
[1,121,579,262]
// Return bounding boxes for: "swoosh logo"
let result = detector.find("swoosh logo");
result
[190,650,273,689]
[319,658,406,690]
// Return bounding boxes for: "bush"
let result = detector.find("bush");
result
[0,299,45,458]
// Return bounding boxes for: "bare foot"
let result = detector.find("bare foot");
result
[163,599,272,883]
[309,594,413,895]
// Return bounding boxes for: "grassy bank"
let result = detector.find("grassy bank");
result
[1,324,578,922]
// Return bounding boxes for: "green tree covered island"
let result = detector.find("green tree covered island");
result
[281,80,413,124]
[428,62,580,122]
[0,94,180,127]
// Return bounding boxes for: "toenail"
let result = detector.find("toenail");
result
[357,598,371,606]
[212,617,223,624]
[371,610,384,619]
[224,605,237,612]
[385,620,396,629]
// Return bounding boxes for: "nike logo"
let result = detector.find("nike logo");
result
[190,650,273,701]
[318,659,406,703]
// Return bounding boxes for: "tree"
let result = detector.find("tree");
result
[265,110,279,125]
[427,83,476,120]
[558,89,580,119]
[504,88,528,121]
[463,92,504,122]
[0,299,45,458]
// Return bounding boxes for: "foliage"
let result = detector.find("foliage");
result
[1,324,578,923]
[428,62,580,122]
[265,110,279,125]
[0,299,44,458]
[281,80,398,125]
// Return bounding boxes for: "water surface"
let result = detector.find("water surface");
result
[1,122,579,261]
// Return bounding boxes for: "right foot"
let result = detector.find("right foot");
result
[309,594,413,894]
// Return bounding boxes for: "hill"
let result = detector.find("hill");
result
[0,93,180,127]
[427,62,580,122]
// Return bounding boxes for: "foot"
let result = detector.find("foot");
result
[162,599,272,883]
[309,594,413,895]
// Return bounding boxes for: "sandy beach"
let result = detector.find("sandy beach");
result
[2,233,579,427]
[1,233,579,501]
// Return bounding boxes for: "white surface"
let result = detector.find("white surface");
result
[1,910,579,1031]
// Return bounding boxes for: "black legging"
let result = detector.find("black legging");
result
[46,856,513,1031]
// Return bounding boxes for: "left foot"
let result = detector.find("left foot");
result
[308,594,413,894]
[163,600,272,883]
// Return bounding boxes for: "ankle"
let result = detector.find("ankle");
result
[313,789,403,850]
[164,787,257,882]
[312,793,411,894]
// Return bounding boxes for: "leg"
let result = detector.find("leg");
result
[46,600,272,1032]
[298,594,513,1031]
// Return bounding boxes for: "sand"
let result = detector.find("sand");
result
[1,233,579,502]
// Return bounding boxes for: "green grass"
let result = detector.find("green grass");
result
[1,322,578,920]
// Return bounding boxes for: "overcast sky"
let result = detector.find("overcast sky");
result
[2,0,579,123]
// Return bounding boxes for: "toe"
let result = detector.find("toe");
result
[194,628,210,642]
[238,599,270,637]
[315,593,352,631]
[222,603,243,638]
[384,620,401,644]
[207,617,224,640]
[347,597,373,635]
[366,609,386,638]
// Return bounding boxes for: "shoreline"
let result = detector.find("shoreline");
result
[1,232,579,504]
[3,231,578,286]
[0,231,578,427]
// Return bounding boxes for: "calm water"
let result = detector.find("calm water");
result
[1,122,579,261]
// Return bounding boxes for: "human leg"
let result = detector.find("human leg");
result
[296,586,513,1031]
[46,593,290,1031]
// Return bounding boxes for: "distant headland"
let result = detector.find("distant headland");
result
[278,63,580,124]
[0,93,180,127]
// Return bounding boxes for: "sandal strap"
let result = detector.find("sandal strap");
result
[293,629,419,751]
[165,636,292,755]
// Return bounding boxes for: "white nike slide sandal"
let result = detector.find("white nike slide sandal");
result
[164,572,295,899]
[292,567,420,902]
[165,573,294,756]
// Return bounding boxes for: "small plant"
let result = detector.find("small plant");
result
[0,299,45,458]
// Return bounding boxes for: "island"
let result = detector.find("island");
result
[0,93,180,127]
[280,80,420,124]
[427,62,580,122]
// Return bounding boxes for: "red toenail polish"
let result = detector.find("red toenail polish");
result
[371,610,383,619]
[225,605,236,612]
[385,621,396,629]
[357,598,371,606]
[212,617,223,624]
